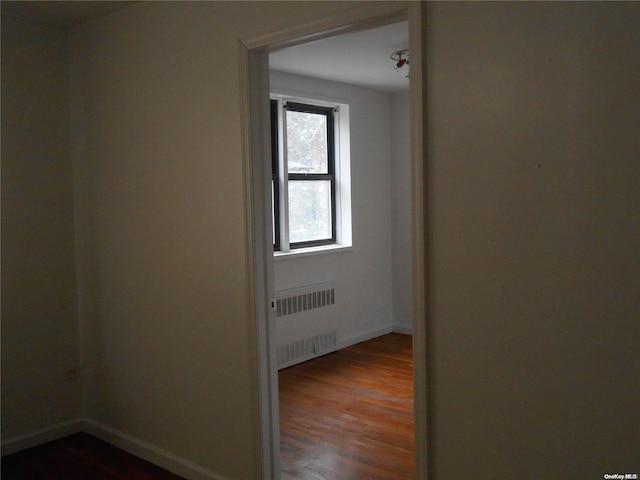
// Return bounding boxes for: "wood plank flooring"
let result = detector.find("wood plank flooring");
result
[279,333,415,480]
[1,432,185,480]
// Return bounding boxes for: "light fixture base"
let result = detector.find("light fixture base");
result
[390,49,410,78]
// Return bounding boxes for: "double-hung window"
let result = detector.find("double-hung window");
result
[272,97,349,253]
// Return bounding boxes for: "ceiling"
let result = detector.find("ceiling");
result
[1,1,135,28]
[2,1,409,93]
[269,20,410,93]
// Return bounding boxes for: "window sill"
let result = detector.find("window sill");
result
[274,244,352,261]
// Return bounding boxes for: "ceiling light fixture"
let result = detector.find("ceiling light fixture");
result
[390,49,410,78]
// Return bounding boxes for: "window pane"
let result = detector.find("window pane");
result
[288,180,332,243]
[286,110,328,174]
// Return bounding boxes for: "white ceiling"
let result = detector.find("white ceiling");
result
[269,20,409,93]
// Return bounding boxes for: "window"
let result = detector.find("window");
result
[271,96,351,254]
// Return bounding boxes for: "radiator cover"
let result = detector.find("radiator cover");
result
[275,282,335,317]
[277,331,337,368]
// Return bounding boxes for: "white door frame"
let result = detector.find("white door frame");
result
[239,3,429,479]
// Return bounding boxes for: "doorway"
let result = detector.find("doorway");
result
[239,4,427,479]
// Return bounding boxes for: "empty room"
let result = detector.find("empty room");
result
[266,20,415,479]
[2,2,639,480]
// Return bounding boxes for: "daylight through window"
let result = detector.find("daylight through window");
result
[271,97,351,253]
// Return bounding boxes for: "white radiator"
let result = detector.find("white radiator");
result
[277,330,337,368]
[275,282,337,368]
[275,282,335,317]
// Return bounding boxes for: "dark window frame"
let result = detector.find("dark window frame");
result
[270,100,281,251]
[271,100,337,251]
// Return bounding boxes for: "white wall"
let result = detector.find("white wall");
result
[3,2,638,479]
[270,70,404,350]
[1,16,82,443]
[427,2,640,477]
[68,3,403,479]
[390,91,412,333]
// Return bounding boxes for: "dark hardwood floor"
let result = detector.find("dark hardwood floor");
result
[279,333,415,480]
[1,432,185,480]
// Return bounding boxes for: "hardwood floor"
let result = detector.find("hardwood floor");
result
[1,432,185,480]
[279,333,415,480]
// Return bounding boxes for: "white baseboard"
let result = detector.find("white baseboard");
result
[337,325,394,350]
[1,419,84,456]
[81,419,231,480]
[393,324,413,335]
[277,325,395,370]
[2,418,231,480]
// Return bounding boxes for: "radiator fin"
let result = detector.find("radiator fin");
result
[277,331,337,367]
